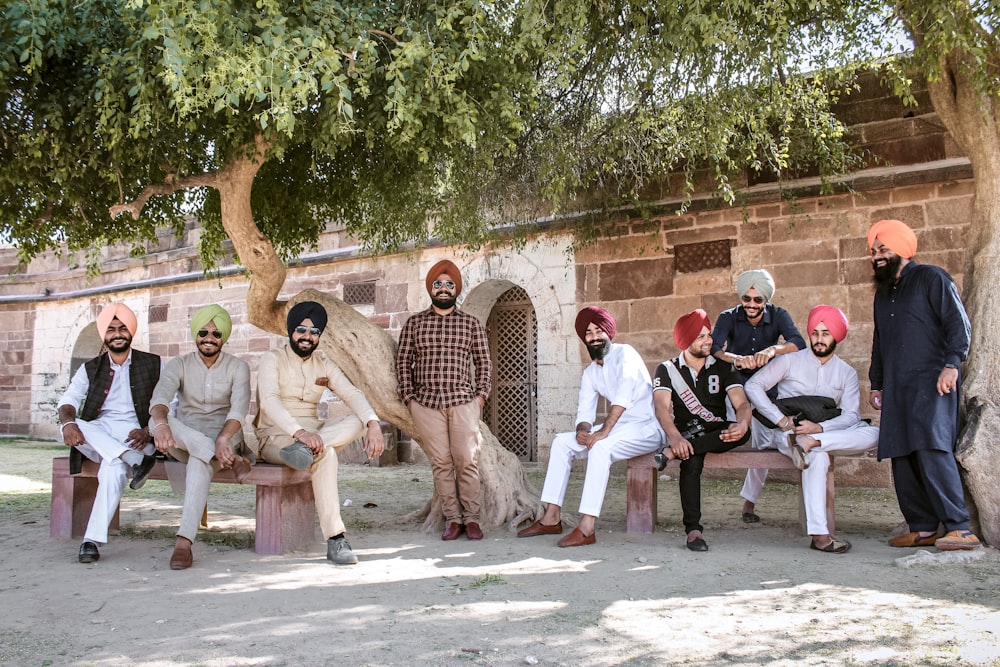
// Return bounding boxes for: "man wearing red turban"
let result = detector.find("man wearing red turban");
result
[745,305,879,553]
[867,220,980,550]
[57,303,161,564]
[518,306,662,547]
[653,310,752,551]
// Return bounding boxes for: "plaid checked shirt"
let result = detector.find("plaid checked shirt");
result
[396,307,492,410]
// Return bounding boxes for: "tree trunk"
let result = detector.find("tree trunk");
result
[214,162,542,533]
[924,53,1000,546]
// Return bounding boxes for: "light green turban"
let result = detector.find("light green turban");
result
[190,304,233,344]
[735,269,776,302]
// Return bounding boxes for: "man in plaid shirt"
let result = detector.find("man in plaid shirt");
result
[396,260,493,541]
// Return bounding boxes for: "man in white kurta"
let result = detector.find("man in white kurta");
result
[517,307,662,547]
[745,305,879,553]
[149,304,251,570]
[254,301,385,565]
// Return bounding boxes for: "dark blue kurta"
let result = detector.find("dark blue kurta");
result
[869,261,971,460]
[711,304,806,382]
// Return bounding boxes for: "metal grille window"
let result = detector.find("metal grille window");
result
[674,239,733,273]
[149,304,169,323]
[343,281,376,306]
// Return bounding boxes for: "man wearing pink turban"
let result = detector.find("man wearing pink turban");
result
[652,310,752,551]
[867,219,980,550]
[517,307,662,547]
[745,305,879,553]
[58,303,161,564]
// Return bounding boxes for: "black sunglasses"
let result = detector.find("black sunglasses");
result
[197,329,223,339]
[295,325,321,336]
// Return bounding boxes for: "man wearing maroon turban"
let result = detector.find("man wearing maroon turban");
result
[57,304,161,564]
[652,310,752,551]
[745,305,879,553]
[867,220,980,550]
[517,307,662,547]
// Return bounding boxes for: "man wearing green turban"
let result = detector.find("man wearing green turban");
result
[149,304,252,570]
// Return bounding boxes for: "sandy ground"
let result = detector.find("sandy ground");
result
[1,437,998,667]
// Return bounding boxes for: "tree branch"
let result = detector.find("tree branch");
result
[108,172,220,220]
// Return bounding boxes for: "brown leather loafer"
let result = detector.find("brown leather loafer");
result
[170,541,193,570]
[517,520,563,538]
[441,522,465,541]
[888,531,937,548]
[557,527,596,547]
[230,456,253,484]
[466,522,483,540]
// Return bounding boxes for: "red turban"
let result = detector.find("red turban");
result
[674,309,711,350]
[426,260,463,296]
[97,303,138,337]
[867,219,917,259]
[807,305,849,343]
[575,306,616,341]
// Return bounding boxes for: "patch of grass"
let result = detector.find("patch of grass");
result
[0,491,50,513]
[468,573,506,589]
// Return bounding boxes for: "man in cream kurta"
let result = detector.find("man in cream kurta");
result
[149,304,251,570]
[254,301,385,565]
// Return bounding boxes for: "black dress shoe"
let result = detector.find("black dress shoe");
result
[686,536,709,552]
[129,454,157,490]
[79,541,100,563]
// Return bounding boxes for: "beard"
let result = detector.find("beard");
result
[587,338,612,361]
[105,335,132,353]
[198,342,221,358]
[431,295,457,310]
[872,255,902,292]
[290,336,315,358]
[811,339,837,358]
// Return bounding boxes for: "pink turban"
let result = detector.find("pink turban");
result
[426,260,463,296]
[97,303,138,337]
[575,306,616,341]
[807,305,849,343]
[674,309,711,350]
[867,219,917,259]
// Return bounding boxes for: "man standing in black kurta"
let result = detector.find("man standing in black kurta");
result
[867,219,980,550]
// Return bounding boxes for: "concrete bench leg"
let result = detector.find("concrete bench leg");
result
[626,459,657,534]
[254,481,316,555]
[49,457,120,539]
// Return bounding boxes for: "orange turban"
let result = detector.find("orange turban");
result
[97,303,138,337]
[674,309,711,350]
[807,305,849,343]
[575,306,617,341]
[867,219,917,259]
[426,260,463,296]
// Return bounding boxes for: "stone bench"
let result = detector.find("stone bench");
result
[49,456,315,555]
[625,446,868,534]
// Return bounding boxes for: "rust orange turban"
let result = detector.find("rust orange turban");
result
[426,260,463,296]
[575,306,616,342]
[867,219,917,259]
[674,309,711,350]
[97,303,138,337]
[808,305,849,343]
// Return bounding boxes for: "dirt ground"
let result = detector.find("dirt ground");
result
[1,437,998,667]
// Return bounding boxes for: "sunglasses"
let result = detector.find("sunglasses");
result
[294,325,322,336]
[432,280,456,290]
[197,329,223,339]
[741,295,766,305]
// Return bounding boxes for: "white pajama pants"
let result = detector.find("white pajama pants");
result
[740,416,774,504]
[540,421,663,517]
[769,422,880,535]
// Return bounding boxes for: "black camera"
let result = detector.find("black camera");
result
[653,420,706,471]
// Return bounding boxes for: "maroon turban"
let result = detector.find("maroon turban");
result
[575,306,616,342]
[867,219,917,259]
[426,260,463,296]
[807,305,849,343]
[674,309,711,350]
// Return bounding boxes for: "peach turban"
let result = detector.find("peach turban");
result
[807,305,849,343]
[426,260,463,296]
[97,303,138,337]
[674,309,711,350]
[867,219,917,259]
[575,306,617,341]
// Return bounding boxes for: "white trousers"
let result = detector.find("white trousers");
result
[75,418,153,545]
[740,416,774,504]
[540,421,662,517]
[768,422,880,535]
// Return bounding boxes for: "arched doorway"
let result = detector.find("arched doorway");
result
[485,286,538,461]
[70,323,103,379]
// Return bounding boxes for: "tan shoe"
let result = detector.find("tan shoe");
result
[517,520,563,538]
[557,527,596,547]
[888,531,937,548]
[935,530,982,551]
[230,456,253,484]
[170,540,193,570]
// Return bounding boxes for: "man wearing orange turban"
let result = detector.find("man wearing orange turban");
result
[518,307,662,547]
[867,220,980,550]
[745,305,879,553]
[652,310,752,551]
[57,303,161,564]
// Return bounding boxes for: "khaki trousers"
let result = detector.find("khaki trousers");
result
[409,400,482,524]
[257,414,365,539]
